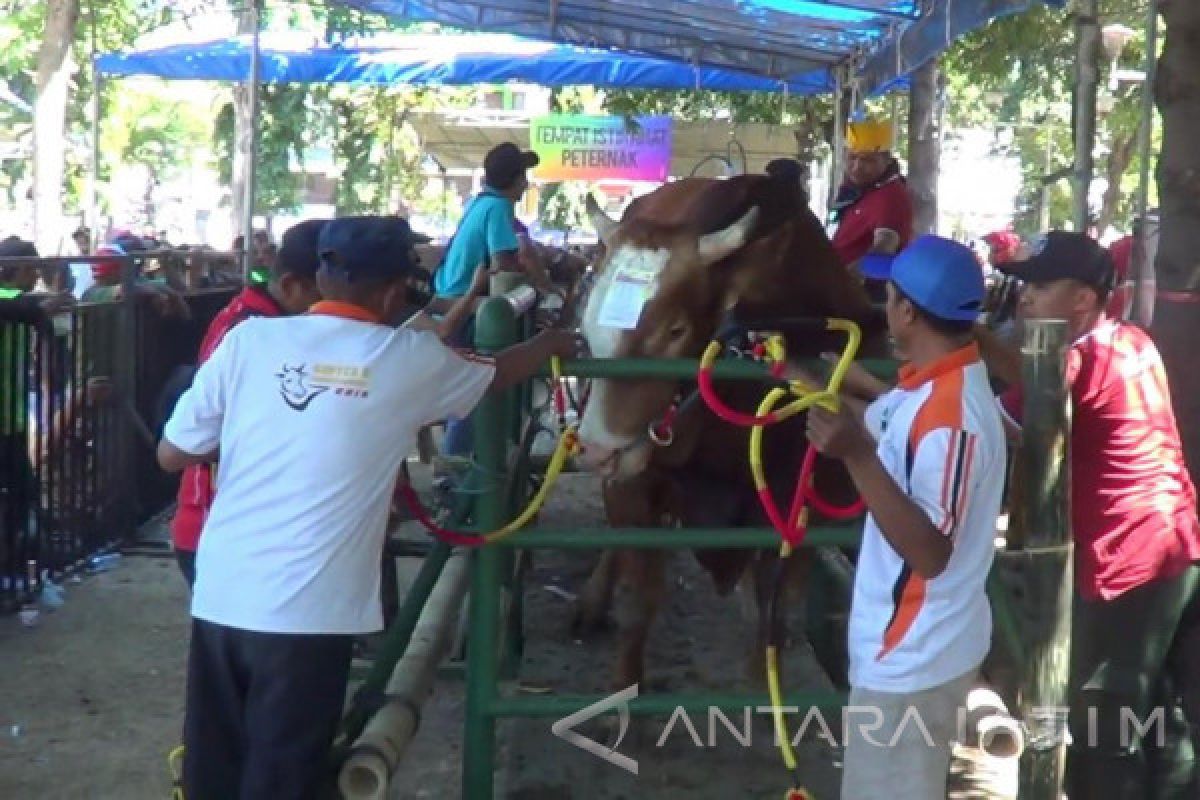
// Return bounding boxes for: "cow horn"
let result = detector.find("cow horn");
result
[586,194,619,245]
[696,207,759,264]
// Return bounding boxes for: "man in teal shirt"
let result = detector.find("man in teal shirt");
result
[434,143,539,469]
[432,142,538,304]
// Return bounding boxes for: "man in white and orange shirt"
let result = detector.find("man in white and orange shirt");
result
[793,235,1005,799]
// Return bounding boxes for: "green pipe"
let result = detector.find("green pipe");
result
[487,690,848,718]
[463,297,516,800]
[340,540,452,743]
[987,557,1026,667]
[493,524,862,550]
[539,357,896,382]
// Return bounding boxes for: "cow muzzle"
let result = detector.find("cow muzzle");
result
[575,438,653,480]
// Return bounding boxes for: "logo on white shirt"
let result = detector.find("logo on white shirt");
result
[276,364,329,411]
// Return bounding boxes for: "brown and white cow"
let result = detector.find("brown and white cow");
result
[572,174,883,688]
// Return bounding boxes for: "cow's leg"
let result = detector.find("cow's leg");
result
[612,548,668,689]
[573,550,618,636]
[574,475,660,637]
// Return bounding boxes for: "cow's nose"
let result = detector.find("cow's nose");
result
[575,440,617,474]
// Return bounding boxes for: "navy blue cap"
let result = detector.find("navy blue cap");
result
[276,219,329,279]
[317,216,423,282]
[998,231,1115,292]
[860,235,984,322]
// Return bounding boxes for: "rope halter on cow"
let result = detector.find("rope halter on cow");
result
[697,318,862,427]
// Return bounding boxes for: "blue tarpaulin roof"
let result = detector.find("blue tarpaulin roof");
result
[333,0,1063,94]
[95,31,836,94]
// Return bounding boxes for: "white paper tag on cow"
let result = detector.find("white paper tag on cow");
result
[596,264,656,330]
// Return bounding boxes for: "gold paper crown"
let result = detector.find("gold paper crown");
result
[846,119,893,153]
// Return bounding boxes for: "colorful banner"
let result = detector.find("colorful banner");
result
[530,115,672,182]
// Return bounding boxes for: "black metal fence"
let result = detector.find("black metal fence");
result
[1,254,235,611]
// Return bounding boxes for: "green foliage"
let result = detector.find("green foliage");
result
[538,181,591,232]
[212,84,313,214]
[942,1,1156,233]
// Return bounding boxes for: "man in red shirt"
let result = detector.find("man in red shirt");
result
[987,232,1200,798]
[170,220,326,586]
[1107,229,1136,320]
[830,119,914,299]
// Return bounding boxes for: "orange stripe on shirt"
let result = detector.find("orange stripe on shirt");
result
[878,362,967,657]
[908,367,965,451]
[878,571,928,660]
[952,434,977,538]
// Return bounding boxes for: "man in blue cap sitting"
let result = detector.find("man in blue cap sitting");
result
[790,235,1007,799]
[157,215,578,799]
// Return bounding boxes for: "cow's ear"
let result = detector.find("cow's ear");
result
[586,195,619,246]
[696,207,758,265]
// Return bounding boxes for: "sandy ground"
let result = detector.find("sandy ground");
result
[0,551,189,800]
[0,467,1016,799]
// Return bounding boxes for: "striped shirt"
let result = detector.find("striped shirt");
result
[849,344,1007,692]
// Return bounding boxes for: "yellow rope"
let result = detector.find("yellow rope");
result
[477,356,579,545]
[747,319,861,800]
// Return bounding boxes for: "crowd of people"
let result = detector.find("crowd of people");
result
[5,125,1198,799]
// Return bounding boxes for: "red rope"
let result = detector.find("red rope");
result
[758,445,867,548]
[650,400,679,442]
[791,447,867,521]
[394,483,485,548]
[697,368,782,427]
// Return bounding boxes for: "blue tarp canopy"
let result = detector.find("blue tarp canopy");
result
[95,31,835,94]
[333,0,1063,94]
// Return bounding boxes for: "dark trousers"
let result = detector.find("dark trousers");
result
[1,432,35,541]
[1067,565,1200,799]
[176,549,196,589]
[183,619,353,800]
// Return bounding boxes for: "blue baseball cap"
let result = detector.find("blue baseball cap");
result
[859,235,984,322]
[317,216,425,282]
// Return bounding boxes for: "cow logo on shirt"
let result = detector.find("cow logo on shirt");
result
[276,364,328,411]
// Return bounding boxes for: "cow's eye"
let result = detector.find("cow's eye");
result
[668,323,688,340]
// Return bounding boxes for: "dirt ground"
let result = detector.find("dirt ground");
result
[0,466,1016,800]
[0,550,189,800]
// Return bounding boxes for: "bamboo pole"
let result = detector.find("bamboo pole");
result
[337,552,471,800]
[1014,319,1073,799]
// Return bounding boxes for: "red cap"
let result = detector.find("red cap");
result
[92,245,124,281]
[1108,234,1134,282]
[982,231,1021,264]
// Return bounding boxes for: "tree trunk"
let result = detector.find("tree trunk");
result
[907,60,940,235]
[32,0,80,254]
[1096,131,1137,235]
[230,5,256,241]
[1150,0,1200,478]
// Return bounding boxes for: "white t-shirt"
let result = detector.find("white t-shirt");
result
[163,313,494,634]
[848,347,1006,693]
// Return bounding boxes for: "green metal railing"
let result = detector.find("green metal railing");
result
[459,297,887,799]
[345,294,1044,798]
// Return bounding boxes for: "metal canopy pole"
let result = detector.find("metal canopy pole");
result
[88,0,100,245]
[1072,0,1101,232]
[1132,1,1159,326]
[241,0,262,280]
[829,68,846,214]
